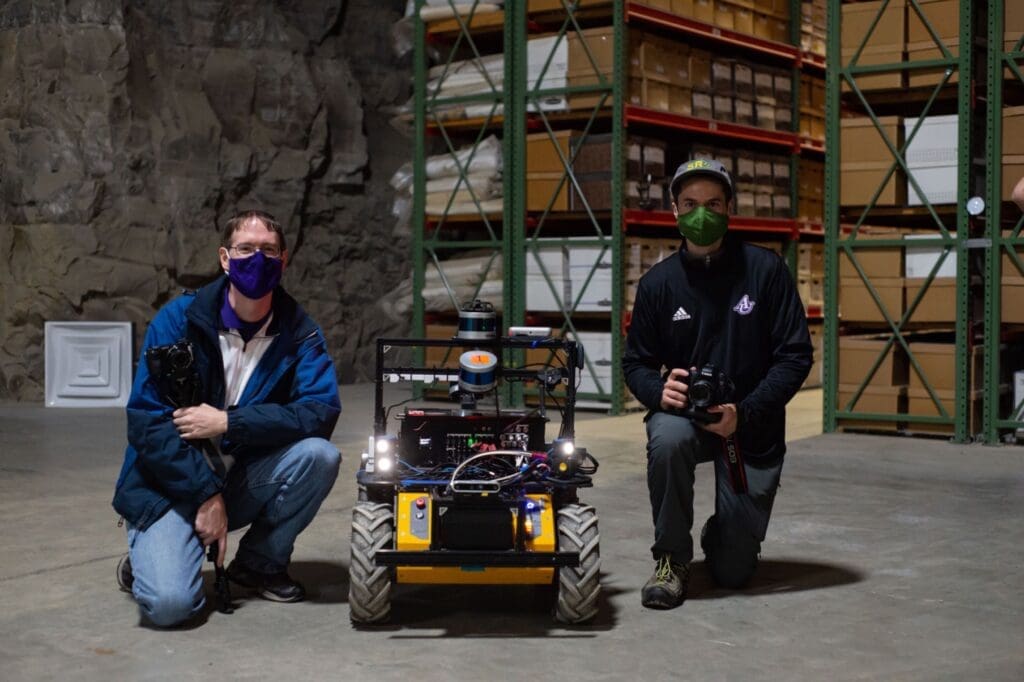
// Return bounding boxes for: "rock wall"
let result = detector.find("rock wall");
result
[0,0,413,399]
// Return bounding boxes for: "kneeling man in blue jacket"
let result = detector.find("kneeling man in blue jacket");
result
[112,210,342,627]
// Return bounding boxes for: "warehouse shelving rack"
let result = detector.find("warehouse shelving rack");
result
[823,0,1024,443]
[984,2,1024,443]
[412,0,828,413]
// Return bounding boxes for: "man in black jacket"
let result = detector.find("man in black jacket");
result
[623,159,813,609]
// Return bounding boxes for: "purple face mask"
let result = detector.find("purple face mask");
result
[228,251,283,299]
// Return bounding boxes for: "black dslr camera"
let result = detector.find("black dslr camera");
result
[145,340,201,408]
[682,364,734,424]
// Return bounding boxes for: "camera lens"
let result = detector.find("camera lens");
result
[689,380,712,408]
[168,348,191,370]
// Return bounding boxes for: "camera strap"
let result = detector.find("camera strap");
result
[720,435,748,494]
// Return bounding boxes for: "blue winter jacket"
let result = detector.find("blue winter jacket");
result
[112,276,341,530]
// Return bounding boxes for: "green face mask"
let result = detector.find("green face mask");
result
[676,206,729,247]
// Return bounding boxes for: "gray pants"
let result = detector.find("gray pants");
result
[646,412,783,588]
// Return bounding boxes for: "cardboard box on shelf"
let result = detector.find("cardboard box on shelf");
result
[774,72,793,104]
[841,48,906,91]
[839,335,908,387]
[770,17,790,43]
[906,40,961,88]
[712,58,735,94]
[904,277,957,324]
[734,62,753,98]
[713,93,734,121]
[776,105,793,131]
[673,0,695,14]
[573,134,666,177]
[526,172,571,212]
[839,232,904,278]
[907,0,960,44]
[669,86,693,115]
[425,324,459,367]
[690,49,713,91]
[694,0,715,24]
[527,130,576,174]
[1013,370,1024,427]
[905,388,982,436]
[841,164,907,206]
[692,90,713,118]
[528,0,607,11]
[734,97,755,126]
[753,10,772,40]
[754,68,775,102]
[904,233,957,279]
[837,384,906,432]
[908,342,982,393]
[841,116,904,164]
[841,0,906,52]
[734,6,755,35]
[1003,244,1024,281]
[840,277,905,323]
[1003,278,1024,323]
[714,0,735,30]
[645,78,672,111]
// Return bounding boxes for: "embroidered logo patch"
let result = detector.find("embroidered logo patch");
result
[672,306,691,322]
[732,295,755,315]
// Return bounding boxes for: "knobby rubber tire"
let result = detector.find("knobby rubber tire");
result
[554,503,601,624]
[349,501,394,624]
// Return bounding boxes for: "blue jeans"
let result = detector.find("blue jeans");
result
[125,437,340,627]
[646,412,783,587]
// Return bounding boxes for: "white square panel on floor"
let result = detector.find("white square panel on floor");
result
[44,321,133,407]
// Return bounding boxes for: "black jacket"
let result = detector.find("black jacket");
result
[623,234,813,460]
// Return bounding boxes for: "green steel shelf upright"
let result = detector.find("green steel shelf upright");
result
[412,0,513,375]
[824,0,979,441]
[508,1,629,413]
[985,0,1024,443]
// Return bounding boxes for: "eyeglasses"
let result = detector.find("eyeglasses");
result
[228,243,283,259]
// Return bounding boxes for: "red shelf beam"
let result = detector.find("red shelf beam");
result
[624,209,800,237]
[626,3,800,63]
[626,106,801,150]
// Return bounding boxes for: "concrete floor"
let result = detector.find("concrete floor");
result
[1,386,1022,681]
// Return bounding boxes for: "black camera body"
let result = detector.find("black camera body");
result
[145,340,201,408]
[680,364,734,424]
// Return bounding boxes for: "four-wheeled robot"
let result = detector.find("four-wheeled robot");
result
[349,308,600,624]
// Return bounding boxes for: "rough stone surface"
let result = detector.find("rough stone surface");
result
[0,0,413,399]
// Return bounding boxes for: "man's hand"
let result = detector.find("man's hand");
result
[173,403,228,440]
[660,368,690,412]
[700,403,738,438]
[195,493,228,566]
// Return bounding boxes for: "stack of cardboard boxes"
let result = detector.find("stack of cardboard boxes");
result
[840,0,905,92]
[728,150,795,218]
[797,242,824,311]
[800,73,826,142]
[839,115,906,207]
[1003,234,1024,325]
[525,130,667,212]
[801,0,826,57]
[798,158,824,221]
[798,242,824,389]
[640,0,791,44]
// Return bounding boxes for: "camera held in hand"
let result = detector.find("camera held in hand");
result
[680,364,734,424]
[145,340,201,408]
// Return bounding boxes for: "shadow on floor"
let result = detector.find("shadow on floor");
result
[355,573,622,637]
[686,558,865,600]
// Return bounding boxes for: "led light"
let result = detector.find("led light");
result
[377,456,393,472]
[360,451,369,462]
[561,441,575,456]
[376,438,392,454]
